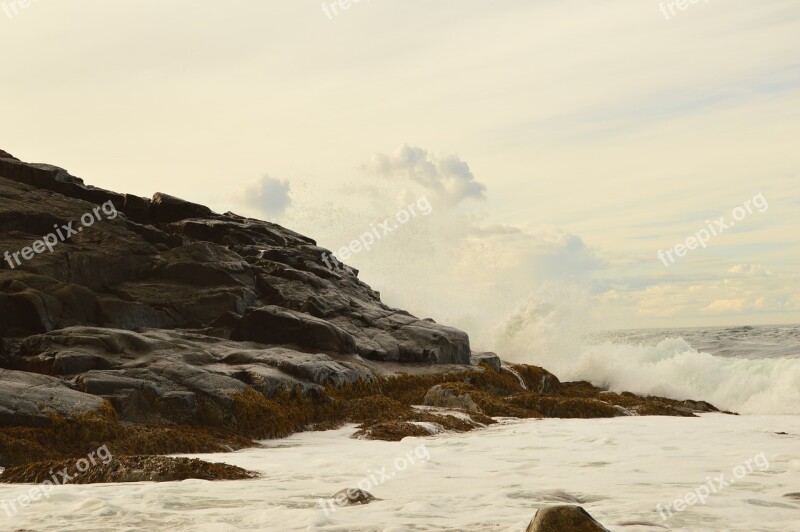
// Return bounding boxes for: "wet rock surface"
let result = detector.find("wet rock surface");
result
[0,368,107,426]
[0,149,721,474]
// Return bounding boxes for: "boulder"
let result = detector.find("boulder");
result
[526,505,610,532]
[471,352,502,372]
[423,383,484,414]
[330,488,378,507]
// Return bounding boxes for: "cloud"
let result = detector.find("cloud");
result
[367,144,487,205]
[242,175,292,218]
[277,146,605,346]
[728,264,771,276]
[704,299,749,313]
[468,225,606,286]
[589,269,800,328]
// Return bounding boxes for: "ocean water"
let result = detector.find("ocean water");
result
[1,417,798,531]
[590,325,800,360]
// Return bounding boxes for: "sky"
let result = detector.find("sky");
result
[2,0,799,347]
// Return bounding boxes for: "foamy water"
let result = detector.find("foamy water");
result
[551,337,800,415]
[2,415,799,531]
[492,287,800,415]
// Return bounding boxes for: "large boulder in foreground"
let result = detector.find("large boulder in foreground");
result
[526,505,610,532]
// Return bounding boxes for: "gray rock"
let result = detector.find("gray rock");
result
[7,326,375,426]
[236,305,358,354]
[330,488,378,506]
[0,369,107,427]
[423,384,483,414]
[470,352,501,372]
[220,348,374,387]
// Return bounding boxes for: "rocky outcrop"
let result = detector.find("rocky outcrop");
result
[526,505,610,532]
[0,152,468,363]
[0,149,721,473]
[0,455,255,484]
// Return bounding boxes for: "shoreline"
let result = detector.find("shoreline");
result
[3,414,797,530]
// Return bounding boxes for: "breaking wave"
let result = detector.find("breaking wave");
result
[495,284,800,415]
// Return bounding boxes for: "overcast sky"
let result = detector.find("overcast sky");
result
[2,0,799,343]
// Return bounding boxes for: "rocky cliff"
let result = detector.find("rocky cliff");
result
[0,149,719,471]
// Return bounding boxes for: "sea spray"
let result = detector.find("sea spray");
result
[492,283,800,415]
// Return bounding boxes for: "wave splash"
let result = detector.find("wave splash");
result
[494,284,800,415]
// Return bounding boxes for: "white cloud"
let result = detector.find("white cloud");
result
[241,175,292,218]
[367,144,487,205]
[704,299,749,313]
[728,264,771,276]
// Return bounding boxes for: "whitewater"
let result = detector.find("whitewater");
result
[491,286,800,415]
[1,416,798,531]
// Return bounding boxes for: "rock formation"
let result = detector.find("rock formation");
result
[0,455,255,483]
[0,149,720,475]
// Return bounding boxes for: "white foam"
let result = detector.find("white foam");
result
[493,284,800,415]
[2,417,798,531]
